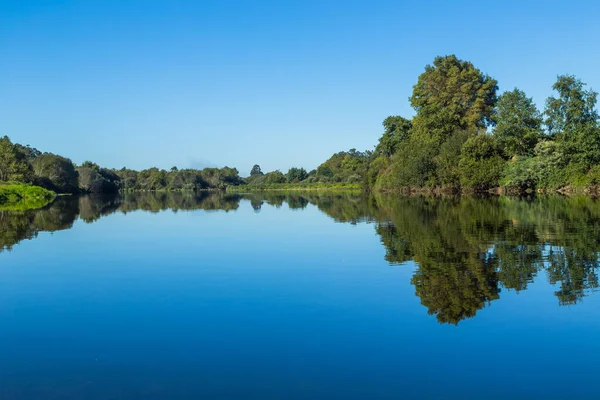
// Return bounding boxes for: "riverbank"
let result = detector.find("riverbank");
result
[0,184,56,211]
[226,183,361,192]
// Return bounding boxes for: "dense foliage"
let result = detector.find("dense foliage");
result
[0,183,56,210]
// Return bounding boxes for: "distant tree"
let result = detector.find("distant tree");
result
[316,165,333,179]
[31,153,79,193]
[250,164,263,176]
[494,89,543,156]
[219,167,242,186]
[77,162,120,193]
[14,144,42,161]
[264,170,286,184]
[315,149,370,184]
[286,167,308,183]
[117,168,139,190]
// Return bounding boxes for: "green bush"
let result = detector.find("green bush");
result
[500,157,538,192]
[458,135,505,190]
[0,184,56,210]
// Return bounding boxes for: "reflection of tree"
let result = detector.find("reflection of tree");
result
[371,194,600,323]
[309,192,383,224]
[376,222,413,264]
[78,193,122,223]
[250,198,263,212]
[0,196,79,251]
[547,247,599,305]
[286,195,309,210]
[412,253,500,325]
[119,192,240,213]
[372,196,502,324]
[494,243,542,292]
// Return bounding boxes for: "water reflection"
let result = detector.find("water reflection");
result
[2,191,600,325]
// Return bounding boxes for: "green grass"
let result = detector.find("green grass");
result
[0,183,56,211]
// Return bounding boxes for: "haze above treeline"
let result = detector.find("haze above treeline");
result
[2,54,600,194]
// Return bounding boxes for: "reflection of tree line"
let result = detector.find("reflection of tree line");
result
[0,195,79,251]
[2,192,599,325]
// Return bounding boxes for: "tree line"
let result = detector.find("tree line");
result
[2,54,599,194]
[366,55,600,192]
[248,55,600,192]
[0,135,244,193]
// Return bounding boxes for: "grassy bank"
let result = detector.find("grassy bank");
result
[0,183,56,211]
[227,183,361,192]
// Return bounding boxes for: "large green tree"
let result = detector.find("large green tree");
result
[545,75,599,136]
[374,116,412,157]
[410,55,498,142]
[0,136,33,183]
[458,134,505,190]
[494,89,543,156]
[545,75,600,169]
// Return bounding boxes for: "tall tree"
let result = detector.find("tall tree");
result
[545,75,599,136]
[494,89,543,156]
[0,136,33,182]
[410,55,498,142]
[545,75,600,169]
[250,164,263,176]
[374,116,412,157]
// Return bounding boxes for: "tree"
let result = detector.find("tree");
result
[219,167,242,186]
[374,116,412,157]
[0,136,33,183]
[77,162,120,193]
[389,135,438,188]
[545,75,599,136]
[286,167,308,183]
[545,75,600,169]
[264,170,286,184]
[250,164,263,176]
[500,156,538,192]
[410,55,498,142]
[316,149,370,183]
[14,144,42,161]
[494,89,543,156]
[458,134,505,190]
[31,153,79,193]
[435,129,474,187]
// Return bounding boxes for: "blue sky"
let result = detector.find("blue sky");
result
[1,0,599,174]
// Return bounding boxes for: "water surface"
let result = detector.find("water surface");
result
[1,192,600,399]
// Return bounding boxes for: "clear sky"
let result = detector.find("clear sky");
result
[1,0,599,174]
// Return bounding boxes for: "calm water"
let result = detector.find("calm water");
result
[1,192,600,399]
